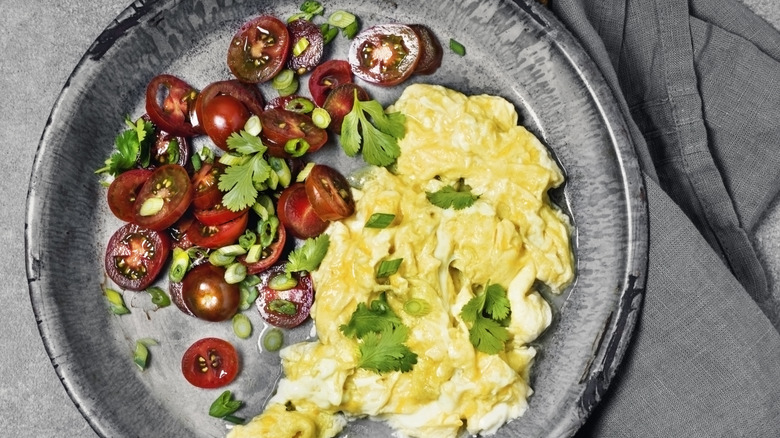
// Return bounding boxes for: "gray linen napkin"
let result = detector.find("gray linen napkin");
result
[544,0,780,436]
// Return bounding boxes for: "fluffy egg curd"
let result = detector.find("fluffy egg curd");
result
[228,84,574,438]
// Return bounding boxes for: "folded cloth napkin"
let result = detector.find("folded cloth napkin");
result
[543,0,780,436]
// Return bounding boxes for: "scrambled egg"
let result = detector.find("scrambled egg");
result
[228,84,574,438]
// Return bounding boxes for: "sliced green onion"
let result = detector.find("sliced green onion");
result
[365,213,396,229]
[285,97,315,114]
[277,79,299,97]
[284,138,310,157]
[146,286,171,308]
[269,157,292,188]
[239,283,259,311]
[258,216,280,247]
[138,197,164,216]
[244,244,263,264]
[296,162,316,182]
[209,390,243,418]
[272,69,295,90]
[197,146,215,163]
[225,263,247,284]
[258,195,275,219]
[287,11,312,22]
[342,20,359,39]
[219,244,247,257]
[243,274,261,287]
[300,0,324,15]
[191,152,202,171]
[266,166,280,191]
[263,328,284,352]
[165,138,180,165]
[169,247,190,282]
[311,107,331,129]
[244,115,262,136]
[238,229,257,250]
[133,341,150,371]
[219,152,248,166]
[269,299,297,315]
[232,314,253,339]
[292,37,310,57]
[403,298,431,317]
[449,38,466,56]
[209,251,235,267]
[223,415,245,425]
[105,288,130,315]
[328,10,356,28]
[320,23,338,44]
[376,258,403,278]
[269,273,298,291]
[186,246,210,263]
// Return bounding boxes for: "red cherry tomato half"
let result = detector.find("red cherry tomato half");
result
[187,211,249,249]
[322,83,369,134]
[277,183,329,239]
[191,162,225,211]
[348,24,421,86]
[264,95,315,114]
[145,74,199,136]
[260,109,328,155]
[255,262,314,328]
[193,203,249,226]
[194,80,265,128]
[150,129,191,169]
[238,223,287,274]
[105,223,171,291]
[132,164,193,231]
[181,337,239,389]
[308,59,353,107]
[304,164,355,221]
[180,264,240,322]
[409,24,443,75]
[227,15,291,83]
[201,94,251,151]
[169,212,196,249]
[107,169,152,222]
[286,19,324,74]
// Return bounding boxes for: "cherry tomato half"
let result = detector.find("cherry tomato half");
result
[105,223,171,291]
[227,15,291,83]
[322,83,369,135]
[348,24,421,86]
[260,109,328,155]
[194,80,265,129]
[264,95,315,113]
[193,202,249,226]
[255,262,315,328]
[181,337,239,389]
[201,94,250,151]
[238,222,287,274]
[409,24,443,75]
[305,164,355,221]
[180,263,240,322]
[132,164,193,231]
[150,129,191,169]
[107,169,152,222]
[286,19,324,75]
[191,162,225,211]
[145,74,199,136]
[187,211,249,249]
[308,59,353,107]
[277,183,328,239]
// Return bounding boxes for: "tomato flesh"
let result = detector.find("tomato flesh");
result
[132,164,193,231]
[287,19,324,75]
[191,162,225,210]
[181,338,239,389]
[348,24,421,86]
[227,15,291,83]
[107,169,152,222]
[180,264,240,322]
[187,211,249,249]
[305,164,355,221]
[201,94,251,151]
[308,59,353,107]
[194,80,265,130]
[105,223,171,291]
[145,74,199,136]
[193,203,249,226]
[255,263,315,328]
[277,183,329,239]
[260,109,328,156]
[409,24,443,75]
[322,83,369,135]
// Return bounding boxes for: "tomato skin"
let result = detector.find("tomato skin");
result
[181,338,239,389]
[187,211,249,249]
[255,262,314,328]
[409,24,443,75]
[132,164,194,231]
[194,80,265,129]
[107,169,152,222]
[238,223,287,274]
[287,19,324,74]
[348,24,421,86]
[145,74,200,136]
[260,109,328,155]
[201,94,251,151]
[227,15,291,83]
[305,164,355,221]
[308,59,353,107]
[180,263,240,322]
[105,223,171,291]
[193,203,249,226]
[191,162,225,211]
[277,183,329,239]
[322,83,369,135]
[151,129,191,169]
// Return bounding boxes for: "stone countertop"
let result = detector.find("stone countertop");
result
[1,0,777,436]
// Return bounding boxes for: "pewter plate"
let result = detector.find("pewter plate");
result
[26,0,647,437]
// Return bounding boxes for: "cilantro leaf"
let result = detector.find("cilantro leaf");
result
[340,292,402,339]
[286,234,330,273]
[226,131,267,155]
[358,325,418,373]
[460,282,512,355]
[339,93,405,167]
[426,182,480,210]
[95,118,155,176]
[218,150,271,212]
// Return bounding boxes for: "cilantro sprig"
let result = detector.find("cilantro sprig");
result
[217,130,272,212]
[340,293,417,373]
[95,117,155,176]
[286,234,330,274]
[460,283,512,355]
[426,178,479,210]
[340,93,406,167]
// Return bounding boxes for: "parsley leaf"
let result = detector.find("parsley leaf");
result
[426,180,480,210]
[358,325,418,373]
[286,234,330,273]
[218,131,272,212]
[340,292,402,339]
[340,93,405,167]
[460,282,512,355]
[95,117,155,176]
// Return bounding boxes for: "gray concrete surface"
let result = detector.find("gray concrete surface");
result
[0,0,776,436]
